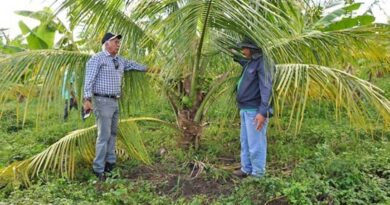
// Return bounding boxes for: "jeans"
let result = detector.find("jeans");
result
[92,96,119,173]
[240,110,268,177]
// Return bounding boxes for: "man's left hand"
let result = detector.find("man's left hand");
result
[254,114,266,131]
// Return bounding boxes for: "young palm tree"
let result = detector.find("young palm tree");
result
[0,0,389,185]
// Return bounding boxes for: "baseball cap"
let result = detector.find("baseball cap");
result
[101,32,122,45]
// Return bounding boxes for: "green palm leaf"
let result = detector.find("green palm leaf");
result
[269,25,390,66]
[0,117,177,186]
[0,0,388,172]
[0,50,90,122]
[274,64,390,132]
[59,0,154,53]
[194,63,390,133]
[0,49,153,122]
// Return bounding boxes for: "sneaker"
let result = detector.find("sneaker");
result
[233,169,250,178]
[104,162,116,173]
[93,171,106,181]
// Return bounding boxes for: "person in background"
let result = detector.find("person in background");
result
[232,37,273,178]
[62,69,78,120]
[83,32,148,181]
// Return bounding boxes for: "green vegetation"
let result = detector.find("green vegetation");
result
[0,0,389,204]
[0,77,389,204]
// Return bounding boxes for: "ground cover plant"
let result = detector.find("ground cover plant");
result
[1,0,389,204]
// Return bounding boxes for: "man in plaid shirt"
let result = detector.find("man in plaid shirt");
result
[83,32,147,181]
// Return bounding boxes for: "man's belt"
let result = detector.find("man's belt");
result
[93,93,120,99]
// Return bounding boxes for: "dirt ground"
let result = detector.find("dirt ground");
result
[122,163,234,200]
[119,163,291,204]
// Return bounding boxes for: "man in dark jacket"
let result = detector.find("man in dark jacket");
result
[233,38,273,177]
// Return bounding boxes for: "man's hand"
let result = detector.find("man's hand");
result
[83,100,92,112]
[254,114,266,131]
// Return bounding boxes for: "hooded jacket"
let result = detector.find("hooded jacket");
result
[235,53,273,117]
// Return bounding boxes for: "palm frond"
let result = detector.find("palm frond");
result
[0,50,90,123]
[120,71,154,117]
[152,0,291,68]
[0,117,177,186]
[194,71,232,122]
[267,1,390,65]
[207,1,390,68]
[0,125,96,186]
[274,64,390,132]
[190,0,213,98]
[0,49,157,123]
[59,0,153,54]
[198,62,390,133]
[269,26,390,66]
[0,83,39,126]
[198,75,238,124]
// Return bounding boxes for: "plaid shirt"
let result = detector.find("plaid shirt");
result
[83,50,146,98]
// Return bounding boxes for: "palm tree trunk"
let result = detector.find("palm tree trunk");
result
[177,109,202,149]
[176,89,206,149]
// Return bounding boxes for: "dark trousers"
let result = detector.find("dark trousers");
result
[64,98,78,120]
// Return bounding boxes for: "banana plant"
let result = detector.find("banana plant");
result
[0,0,389,185]
[16,8,58,49]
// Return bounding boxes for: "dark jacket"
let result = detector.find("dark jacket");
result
[235,53,273,117]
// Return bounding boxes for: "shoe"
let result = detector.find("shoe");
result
[93,171,106,181]
[104,162,116,173]
[233,169,250,178]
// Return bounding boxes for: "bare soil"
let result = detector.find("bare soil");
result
[122,163,235,200]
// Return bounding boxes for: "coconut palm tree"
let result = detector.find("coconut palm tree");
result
[0,0,389,185]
